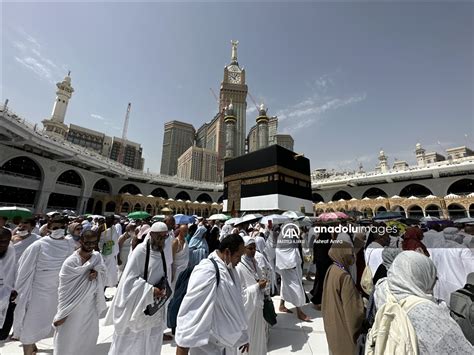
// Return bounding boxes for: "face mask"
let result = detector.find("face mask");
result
[17,230,29,237]
[51,229,65,239]
[72,235,81,241]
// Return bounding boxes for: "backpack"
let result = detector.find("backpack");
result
[365,291,428,355]
[361,251,374,294]
[167,258,220,330]
[450,281,474,345]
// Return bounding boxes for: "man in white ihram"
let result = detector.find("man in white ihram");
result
[13,215,75,355]
[52,230,107,355]
[105,222,170,354]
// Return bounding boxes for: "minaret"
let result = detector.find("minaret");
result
[378,150,389,173]
[415,143,426,166]
[224,103,237,159]
[256,103,269,149]
[42,72,74,138]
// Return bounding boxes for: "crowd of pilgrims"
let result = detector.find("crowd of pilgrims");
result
[0,212,473,355]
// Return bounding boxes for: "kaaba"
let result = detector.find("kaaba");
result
[223,145,313,214]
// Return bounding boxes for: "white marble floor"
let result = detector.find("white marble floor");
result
[1,281,329,355]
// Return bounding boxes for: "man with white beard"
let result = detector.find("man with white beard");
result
[53,230,107,355]
[175,233,249,355]
[275,224,310,321]
[105,222,170,355]
[99,215,120,299]
[235,236,268,355]
[13,215,75,355]
[0,228,16,341]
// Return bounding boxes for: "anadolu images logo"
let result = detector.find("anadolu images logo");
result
[281,223,301,240]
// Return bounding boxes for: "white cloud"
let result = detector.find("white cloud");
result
[91,114,105,120]
[15,56,53,83]
[12,28,63,84]
[278,93,367,134]
[246,106,257,114]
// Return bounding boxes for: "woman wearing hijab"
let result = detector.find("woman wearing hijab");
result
[310,231,333,310]
[322,241,365,355]
[402,227,430,257]
[235,236,268,355]
[188,225,209,268]
[372,247,402,285]
[378,251,473,354]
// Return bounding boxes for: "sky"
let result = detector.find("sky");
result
[2,1,473,173]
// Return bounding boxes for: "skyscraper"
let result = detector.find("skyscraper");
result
[160,120,196,176]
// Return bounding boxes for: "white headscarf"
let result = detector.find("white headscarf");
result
[242,236,256,247]
[387,251,437,302]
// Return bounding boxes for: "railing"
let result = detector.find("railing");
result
[1,108,223,190]
[0,170,41,181]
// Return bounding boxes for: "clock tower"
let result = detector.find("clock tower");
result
[219,40,248,158]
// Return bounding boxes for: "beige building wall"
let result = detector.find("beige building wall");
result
[160,121,196,176]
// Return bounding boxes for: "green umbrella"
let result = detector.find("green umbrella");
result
[0,206,33,219]
[127,211,151,219]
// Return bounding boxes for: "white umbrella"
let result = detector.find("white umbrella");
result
[454,217,474,224]
[225,217,242,225]
[297,216,313,227]
[260,214,291,225]
[420,216,441,222]
[282,211,305,220]
[235,214,263,226]
[208,213,230,221]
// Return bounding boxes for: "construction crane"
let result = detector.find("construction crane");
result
[117,102,131,165]
[247,91,261,112]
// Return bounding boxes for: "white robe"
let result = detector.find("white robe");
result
[13,236,75,344]
[100,227,120,287]
[428,246,474,303]
[364,242,384,275]
[53,251,107,355]
[275,236,306,307]
[104,241,166,355]
[235,258,268,355]
[171,241,189,291]
[0,244,16,327]
[12,233,40,271]
[175,252,249,354]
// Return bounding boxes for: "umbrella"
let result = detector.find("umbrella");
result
[297,216,313,227]
[373,211,403,221]
[420,216,441,223]
[46,211,60,217]
[334,211,349,219]
[454,217,474,224]
[0,206,32,219]
[260,214,291,225]
[174,214,194,225]
[282,211,305,220]
[316,212,340,222]
[208,213,230,221]
[152,215,166,222]
[235,214,263,226]
[62,209,76,216]
[225,217,242,225]
[127,211,151,219]
[385,220,408,235]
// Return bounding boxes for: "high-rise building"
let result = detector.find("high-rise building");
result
[216,40,248,178]
[160,121,196,176]
[177,146,219,182]
[275,134,294,152]
[109,137,144,170]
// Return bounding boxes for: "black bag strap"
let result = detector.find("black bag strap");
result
[210,258,220,287]
[144,240,150,281]
[143,240,168,282]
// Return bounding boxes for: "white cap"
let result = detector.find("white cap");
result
[150,222,168,233]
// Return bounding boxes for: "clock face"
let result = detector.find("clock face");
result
[228,72,241,84]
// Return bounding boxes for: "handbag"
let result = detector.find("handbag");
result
[143,240,172,316]
[361,251,374,295]
[263,295,277,326]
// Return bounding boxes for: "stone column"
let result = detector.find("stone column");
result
[35,190,52,214]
